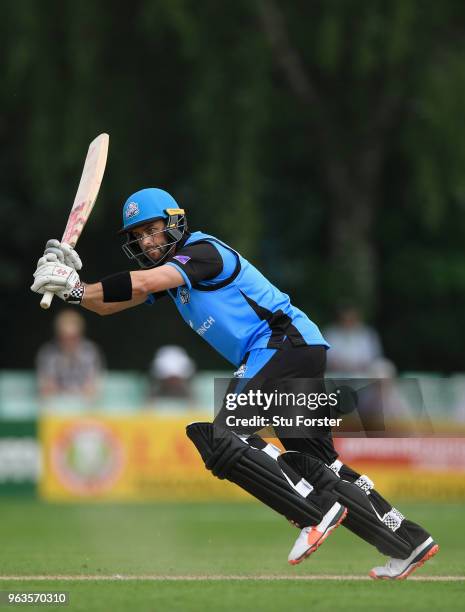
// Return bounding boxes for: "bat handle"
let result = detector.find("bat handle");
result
[40,290,54,310]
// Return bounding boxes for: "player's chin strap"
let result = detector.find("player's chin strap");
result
[144,242,177,268]
[186,422,338,528]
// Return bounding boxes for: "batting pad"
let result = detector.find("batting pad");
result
[279,451,414,558]
[186,422,336,527]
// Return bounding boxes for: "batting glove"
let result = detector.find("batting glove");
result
[38,239,83,271]
[31,260,84,304]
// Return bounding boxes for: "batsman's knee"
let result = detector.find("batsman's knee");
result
[186,422,336,527]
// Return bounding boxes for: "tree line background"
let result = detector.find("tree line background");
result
[2,0,465,373]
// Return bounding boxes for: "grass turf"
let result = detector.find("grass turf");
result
[0,500,463,610]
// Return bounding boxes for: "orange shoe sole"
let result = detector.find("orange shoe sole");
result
[289,507,348,566]
[369,543,440,580]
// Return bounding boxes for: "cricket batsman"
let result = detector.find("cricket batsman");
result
[31,187,439,579]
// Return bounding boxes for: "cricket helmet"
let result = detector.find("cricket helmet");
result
[120,187,187,268]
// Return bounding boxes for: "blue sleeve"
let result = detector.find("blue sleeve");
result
[197,243,237,286]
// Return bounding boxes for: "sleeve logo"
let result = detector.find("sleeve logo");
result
[173,255,191,265]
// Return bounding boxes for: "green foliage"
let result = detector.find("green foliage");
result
[2,0,465,370]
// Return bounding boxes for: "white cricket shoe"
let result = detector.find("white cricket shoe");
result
[288,502,347,565]
[369,536,439,580]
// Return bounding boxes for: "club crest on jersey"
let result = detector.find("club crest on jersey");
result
[233,364,247,378]
[125,201,139,219]
[173,255,191,265]
[179,287,190,304]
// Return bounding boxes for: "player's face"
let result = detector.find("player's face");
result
[131,219,169,262]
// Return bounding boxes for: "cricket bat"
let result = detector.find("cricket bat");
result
[40,133,110,309]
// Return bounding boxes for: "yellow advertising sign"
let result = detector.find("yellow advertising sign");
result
[39,414,249,501]
[39,414,465,501]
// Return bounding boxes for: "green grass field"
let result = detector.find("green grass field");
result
[0,499,463,611]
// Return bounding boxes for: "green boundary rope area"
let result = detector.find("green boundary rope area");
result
[1,500,463,611]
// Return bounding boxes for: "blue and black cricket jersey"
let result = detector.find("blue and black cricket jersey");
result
[146,231,329,367]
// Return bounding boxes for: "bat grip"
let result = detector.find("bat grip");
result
[40,290,54,310]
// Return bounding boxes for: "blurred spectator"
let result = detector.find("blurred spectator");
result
[324,304,410,433]
[149,345,195,400]
[324,304,391,376]
[36,309,104,406]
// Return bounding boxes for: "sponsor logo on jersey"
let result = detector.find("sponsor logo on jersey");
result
[173,255,191,265]
[180,287,190,304]
[197,316,215,336]
[125,201,139,219]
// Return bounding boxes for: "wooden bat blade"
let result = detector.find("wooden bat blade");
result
[61,133,109,248]
[40,133,109,309]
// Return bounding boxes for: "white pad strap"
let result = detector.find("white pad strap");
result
[282,471,314,497]
[382,507,405,532]
[253,441,314,498]
[327,459,343,476]
[354,474,374,494]
[262,443,281,460]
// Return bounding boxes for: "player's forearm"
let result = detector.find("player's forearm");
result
[131,266,184,293]
[81,273,148,315]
